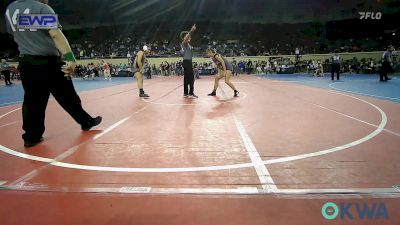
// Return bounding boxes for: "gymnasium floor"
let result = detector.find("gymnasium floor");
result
[0,73,399,225]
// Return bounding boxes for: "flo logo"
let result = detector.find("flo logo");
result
[359,12,382,20]
[321,202,389,220]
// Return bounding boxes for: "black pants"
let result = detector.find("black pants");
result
[183,60,194,95]
[380,61,392,81]
[331,64,340,80]
[19,55,93,141]
[2,71,12,85]
[247,67,252,74]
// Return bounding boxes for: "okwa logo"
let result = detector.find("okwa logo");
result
[321,202,389,220]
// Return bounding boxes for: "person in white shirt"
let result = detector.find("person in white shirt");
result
[314,61,324,77]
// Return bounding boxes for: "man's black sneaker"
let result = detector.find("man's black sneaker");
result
[81,116,102,131]
[208,91,216,96]
[234,90,239,97]
[24,137,44,148]
[139,93,150,98]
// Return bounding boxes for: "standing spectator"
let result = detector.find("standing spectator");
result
[295,47,301,65]
[273,60,278,73]
[194,64,200,79]
[102,59,111,80]
[314,61,324,77]
[1,59,13,85]
[239,61,245,73]
[256,63,262,74]
[331,50,341,80]
[232,58,238,76]
[152,64,157,75]
[266,60,272,74]
[170,63,176,76]
[164,61,170,76]
[160,62,165,76]
[246,59,253,74]
[369,59,376,74]
[350,57,360,74]
[392,49,398,72]
[145,63,151,79]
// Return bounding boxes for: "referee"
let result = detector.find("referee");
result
[5,0,102,147]
[380,45,394,82]
[180,24,197,98]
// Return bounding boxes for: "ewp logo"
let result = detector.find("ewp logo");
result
[322,202,389,221]
[359,12,382,20]
[17,14,58,29]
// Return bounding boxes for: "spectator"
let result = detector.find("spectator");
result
[0,59,13,85]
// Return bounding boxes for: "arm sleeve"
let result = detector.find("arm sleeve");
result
[41,5,63,30]
[40,4,56,14]
[5,11,14,34]
[6,20,13,34]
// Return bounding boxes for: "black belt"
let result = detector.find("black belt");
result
[20,55,60,59]
[19,55,62,66]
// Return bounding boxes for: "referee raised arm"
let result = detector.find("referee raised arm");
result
[5,0,102,147]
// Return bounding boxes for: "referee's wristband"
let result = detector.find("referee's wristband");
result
[63,52,76,62]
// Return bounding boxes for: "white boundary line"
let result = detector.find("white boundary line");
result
[6,82,181,184]
[0,120,21,128]
[309,101,400,137]
[0,90,388,173]
[0,79,396,194]
[233,115,277,191]
[329,82,400,101]
[263,78,400,137]
[8,106,148,185]
[0,107,21,119]
[0,184,399,196]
